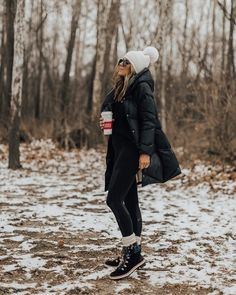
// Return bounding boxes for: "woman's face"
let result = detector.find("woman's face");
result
[117,58,131,76]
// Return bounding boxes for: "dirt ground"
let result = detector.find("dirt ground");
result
[0,141,235,294]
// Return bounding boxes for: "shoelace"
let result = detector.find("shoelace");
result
[119,252,131,271]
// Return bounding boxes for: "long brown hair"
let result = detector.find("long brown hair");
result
[111,64,136,101]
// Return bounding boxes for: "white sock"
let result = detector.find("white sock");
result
[121,233,136,247]
[136,236,141,245]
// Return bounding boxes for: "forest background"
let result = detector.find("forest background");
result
[0,0,235,167]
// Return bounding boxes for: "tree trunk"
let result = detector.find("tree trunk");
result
[103,0,120,94]
[226,0,235,80]
[156,0,172,132]
[91,0,110,121]
[182,0,189,77]
[59,0,81,149]
[221,0,226,79]
[35,0,44,119]
[0,14,6,115]
[4,0,16,118]
[22,0,34,118]
[8,0,25,169]
[211,0,216,79]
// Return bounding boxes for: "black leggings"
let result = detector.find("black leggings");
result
[106,134,142,237]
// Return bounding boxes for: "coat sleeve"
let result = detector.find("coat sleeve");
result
[100,88,115,113]
[135,82,159,156]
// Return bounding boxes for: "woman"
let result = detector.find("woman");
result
[100,46,180,280]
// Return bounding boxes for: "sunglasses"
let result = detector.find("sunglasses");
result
[118,58,131,66]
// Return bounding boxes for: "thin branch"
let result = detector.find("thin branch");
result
[217,1,236,25]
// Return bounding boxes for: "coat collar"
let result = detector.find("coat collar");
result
[124,68,154,95]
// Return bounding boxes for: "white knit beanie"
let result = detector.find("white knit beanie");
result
[124,46,159,74]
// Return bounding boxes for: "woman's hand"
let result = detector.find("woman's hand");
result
[99,115,115,130]
[99,116,104,130]
[139,153,150,170]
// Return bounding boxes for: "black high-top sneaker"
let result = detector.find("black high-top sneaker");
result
[109,243,145,280]
[105,244,141,267]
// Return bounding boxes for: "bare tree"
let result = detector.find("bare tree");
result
[59,0,81,149]
[182,0,189,77]
[221,0,226,79]
[226,0,235,79]
[8,0,25,169]
[155,0,172,132]
[34,0,45,119]
[91,0,110,121]
[4,0,16,118]
[211,0,217,79]
[103,0,120,92]
[0,4,6,116]
[218,0,235,79]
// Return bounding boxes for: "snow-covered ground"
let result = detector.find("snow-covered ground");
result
[0,140,235,295]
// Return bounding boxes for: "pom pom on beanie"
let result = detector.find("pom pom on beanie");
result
[143,46,159,64]
[124,46,159,74]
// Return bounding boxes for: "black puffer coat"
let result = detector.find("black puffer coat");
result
[101,68,181,191]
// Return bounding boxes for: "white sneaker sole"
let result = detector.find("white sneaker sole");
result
[109,259,145,280]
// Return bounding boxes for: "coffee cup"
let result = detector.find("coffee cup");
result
[101,111,113,135]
